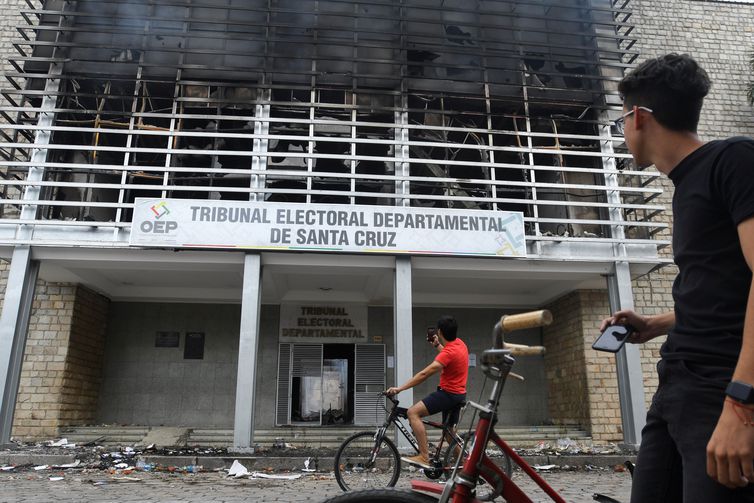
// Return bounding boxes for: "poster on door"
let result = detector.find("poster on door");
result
[280,303,368,344]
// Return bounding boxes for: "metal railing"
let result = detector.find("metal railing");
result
[0,0,667,259]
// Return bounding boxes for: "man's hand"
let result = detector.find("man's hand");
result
[385,387,401,396]
[706,400,754,488]
[599,309,672,344]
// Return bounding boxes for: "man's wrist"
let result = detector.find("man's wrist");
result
[726,380,754,404]
[726,397,754,410]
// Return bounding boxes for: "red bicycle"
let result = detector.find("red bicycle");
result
[323,309,577,503]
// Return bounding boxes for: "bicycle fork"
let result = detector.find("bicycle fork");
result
[369,426,388,464]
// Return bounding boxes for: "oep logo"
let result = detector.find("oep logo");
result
[140,202,178,234]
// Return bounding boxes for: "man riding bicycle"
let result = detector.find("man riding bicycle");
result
[386,315,468,469]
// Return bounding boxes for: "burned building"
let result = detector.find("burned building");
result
[0,0,668,448]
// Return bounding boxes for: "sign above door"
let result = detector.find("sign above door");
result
[280,303,368,344]
[130,199,526,257]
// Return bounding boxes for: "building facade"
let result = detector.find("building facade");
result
[0,0,752,449]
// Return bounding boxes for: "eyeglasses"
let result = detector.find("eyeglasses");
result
[614,106,653,135]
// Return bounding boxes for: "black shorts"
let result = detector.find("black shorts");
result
[421,388,466,427]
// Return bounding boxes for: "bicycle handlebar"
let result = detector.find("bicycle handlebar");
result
[493,309,552,351]
[501,310,552,332]
[503,342,546,356]
[381,391,399,405]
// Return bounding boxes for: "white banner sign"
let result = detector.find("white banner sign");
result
[129,199,526,257]
[280,304,368,344]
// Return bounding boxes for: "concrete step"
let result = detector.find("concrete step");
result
[56,425,591,449]
[189,426,591,449]
[58,426,150,446]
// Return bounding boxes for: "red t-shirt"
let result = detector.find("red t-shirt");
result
[435,338,469,394]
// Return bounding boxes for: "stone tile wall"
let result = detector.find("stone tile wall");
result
[11,285,109,439]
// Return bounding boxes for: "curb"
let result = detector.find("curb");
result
[0,453,77,466]
[137,454,637,471]
[1,453,637,471]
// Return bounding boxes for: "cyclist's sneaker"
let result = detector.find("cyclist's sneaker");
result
[401,454,431,469]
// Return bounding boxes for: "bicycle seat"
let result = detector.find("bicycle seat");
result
[481,349,514,367]
[480,349,515,381]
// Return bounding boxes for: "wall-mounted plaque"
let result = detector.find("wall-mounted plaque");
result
[155,331,180,348]
[184,332,205,359]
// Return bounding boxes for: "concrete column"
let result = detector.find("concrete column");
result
[233,253,262,451]
[598,117,647,449]
[0,247,39,446]
[607,263,647,449]
[393,256,413,450]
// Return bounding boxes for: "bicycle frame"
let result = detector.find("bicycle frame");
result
[408,348,566,503]
[377,395,463,466]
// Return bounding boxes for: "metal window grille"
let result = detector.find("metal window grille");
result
[0,0,667,259]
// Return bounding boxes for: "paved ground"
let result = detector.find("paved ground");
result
[0,468,632,503]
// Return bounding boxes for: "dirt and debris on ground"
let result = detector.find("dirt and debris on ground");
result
[515,437,624,456]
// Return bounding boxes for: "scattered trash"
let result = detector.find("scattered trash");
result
[533,464,557,471]
[613,464,626,472]
[550,437,583,454]
[250,472,302,480]
[81,435,106,447]
[33,465,49,471]
[593,494,622,503]
[624,460,635,476]
[1,465,15,471]
[48,439,69,447]
[227,460,250,478]
[49,476,64,481]
[273,438,285,449]
[55,460,81,469]
[111,476,142,482]
[520,437,621,457]
[135,459,155,472]
[302,457,317,472]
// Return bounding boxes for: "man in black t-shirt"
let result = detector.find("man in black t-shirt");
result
[600,54,754,502]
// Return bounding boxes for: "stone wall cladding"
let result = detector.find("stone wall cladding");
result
[59,286,109,425]
[630,0,754,406]
[0,0,30,210]
[11,282,77,438]
[580,291,623,442]
[12,285,109,439]
[544,290,625,443]
[543,291,591,429]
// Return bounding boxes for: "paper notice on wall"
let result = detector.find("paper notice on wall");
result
[387,356,394,368]
[468,353,477,367]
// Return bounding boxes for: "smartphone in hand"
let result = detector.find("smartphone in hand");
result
[426,327,437,343]
[592,324,634,353]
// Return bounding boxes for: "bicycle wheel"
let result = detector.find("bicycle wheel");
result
[323,488,438,503]
[334,431,401,492]
[442,432,513,501]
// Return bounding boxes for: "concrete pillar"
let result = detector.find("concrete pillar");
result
[607,264,647,449]
[393,256,413,450]
[598,116,647,449]
[232,253,262,451]
[0,247,39,446]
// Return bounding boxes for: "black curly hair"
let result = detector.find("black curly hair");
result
[437,315,458,341]
[618,54,711,133]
